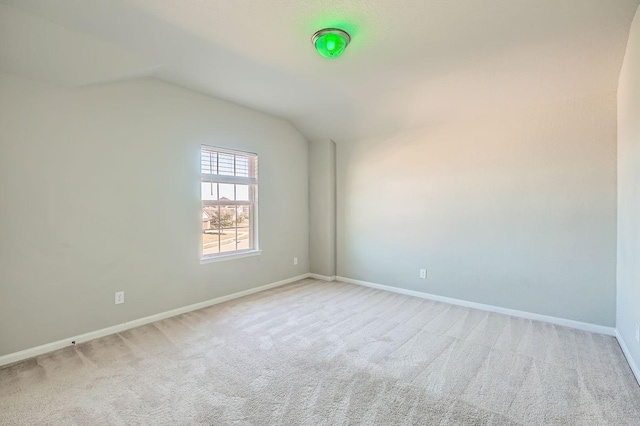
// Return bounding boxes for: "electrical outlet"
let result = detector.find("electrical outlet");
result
[636,323,639,343]
[419,269,427,279]
[293,257,298,265]
[115,291,125,305]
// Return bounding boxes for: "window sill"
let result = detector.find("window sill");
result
[200,250,262,264]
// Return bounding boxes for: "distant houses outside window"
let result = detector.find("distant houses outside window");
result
[201,146,258,258]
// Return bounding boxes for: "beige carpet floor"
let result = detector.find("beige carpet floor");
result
[1,278,639,425]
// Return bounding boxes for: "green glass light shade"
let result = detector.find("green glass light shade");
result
[312,28,351,58]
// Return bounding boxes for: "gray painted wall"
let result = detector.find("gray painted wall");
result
[309,140,336,277]
[0,74,309,357]
[337,93,617,326]
[617,5,640,371]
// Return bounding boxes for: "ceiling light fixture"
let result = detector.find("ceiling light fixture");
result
[312,28,351,58]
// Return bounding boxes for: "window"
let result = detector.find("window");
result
[201,146,258,259]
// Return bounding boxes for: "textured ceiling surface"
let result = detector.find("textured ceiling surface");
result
[1,0,639,142]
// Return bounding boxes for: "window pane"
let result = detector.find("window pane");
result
[203,206,221,255]
[237,206,250,228]
[235,156,249,177]
[202,206,216,225]
[218,153,235,176]
[237,230,250,251]
[219,205,237,253]
[219,183,235,201]
[201,150,211,174]
[202,206,220,256]
[201,151,218,175]
[237,206,251,251]
[201,182,218,201]
[203,232,220,256]
[236,184,249,201]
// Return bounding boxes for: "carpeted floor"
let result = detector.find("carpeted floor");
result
[1,278,639,425]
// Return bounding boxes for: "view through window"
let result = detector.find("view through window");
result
[201,146,258,258]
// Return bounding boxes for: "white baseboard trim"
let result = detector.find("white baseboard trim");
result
[0,273,311,368]
[309,273,336,281]
[615,329,640,386]
[336,276,616,336]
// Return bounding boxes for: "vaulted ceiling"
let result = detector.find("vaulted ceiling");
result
[1,0,638,142]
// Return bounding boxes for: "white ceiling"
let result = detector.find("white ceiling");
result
[1,0,639,142]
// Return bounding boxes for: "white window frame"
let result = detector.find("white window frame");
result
[200,145,260,263]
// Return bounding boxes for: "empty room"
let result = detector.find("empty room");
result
[1,0,640,424]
